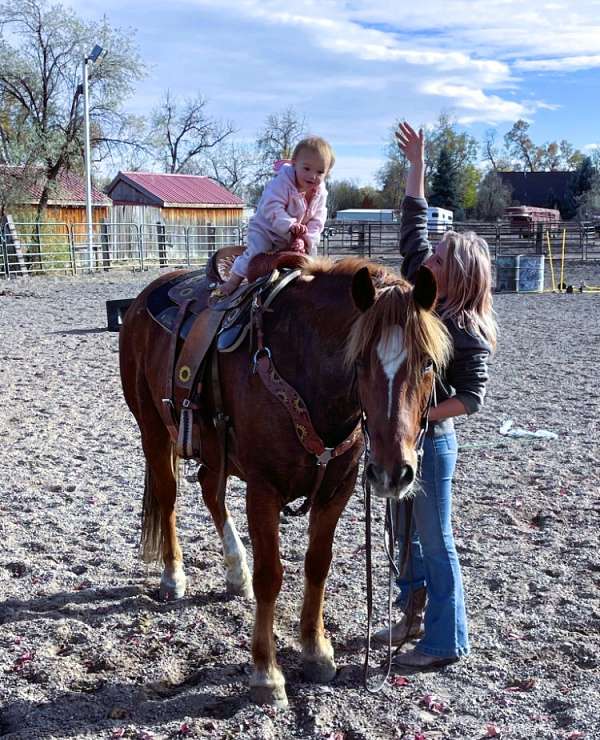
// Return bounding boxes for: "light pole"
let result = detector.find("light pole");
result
[83,44,103,272]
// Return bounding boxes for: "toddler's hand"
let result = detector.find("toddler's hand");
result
[290,223,307,237]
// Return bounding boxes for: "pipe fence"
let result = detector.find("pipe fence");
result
[2,218,599,279]
[1,221,244,278]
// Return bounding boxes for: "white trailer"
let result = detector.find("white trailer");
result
[335,209,398,223]
[427,206,453,233]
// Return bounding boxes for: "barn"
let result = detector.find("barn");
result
[2,167,111,228]
[106,171,244,227]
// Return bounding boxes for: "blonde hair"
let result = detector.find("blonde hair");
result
[438,231,497,350]
[292,136,335,173]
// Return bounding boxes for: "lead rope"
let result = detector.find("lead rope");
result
[362,369,437,692]
[362,418,397,693]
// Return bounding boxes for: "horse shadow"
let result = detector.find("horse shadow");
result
[0,584,234,627]
[1,668,251,738]
[50,327,107,335]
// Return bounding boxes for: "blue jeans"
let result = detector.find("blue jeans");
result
[395,432,469,658]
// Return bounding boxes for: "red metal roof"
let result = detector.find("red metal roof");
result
[0,167,110,206]
[112,171,244,207]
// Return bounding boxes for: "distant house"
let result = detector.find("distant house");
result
[106,171,245,227]
[1,167,111,227]
[497,171,572,211]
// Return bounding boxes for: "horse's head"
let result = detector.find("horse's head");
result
[347,265,452,500]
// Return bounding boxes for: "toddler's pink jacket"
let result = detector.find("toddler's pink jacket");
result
[232,164,328,277]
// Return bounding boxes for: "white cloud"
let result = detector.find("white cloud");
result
[515,55,600,72]
[421,81,531,124]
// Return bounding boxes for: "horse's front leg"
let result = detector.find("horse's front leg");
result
[246,482,287,708]
[198,465,252,598]
[301,466,358,682]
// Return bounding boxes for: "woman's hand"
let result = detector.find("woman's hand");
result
[395,122,424,167]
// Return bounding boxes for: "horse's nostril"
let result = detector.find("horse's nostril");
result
[391,464,414,489]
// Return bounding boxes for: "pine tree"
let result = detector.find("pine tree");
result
[429,147,461,215]
[562,157,597,219]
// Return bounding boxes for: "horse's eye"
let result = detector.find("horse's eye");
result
[422,359,434,374]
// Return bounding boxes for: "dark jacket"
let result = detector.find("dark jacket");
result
[400,196,491,437]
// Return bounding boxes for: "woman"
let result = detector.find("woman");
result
[373,122,497,669]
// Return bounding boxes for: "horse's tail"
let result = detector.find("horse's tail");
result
[139,448,179,563]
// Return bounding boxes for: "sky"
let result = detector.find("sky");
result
[64,0,600,185]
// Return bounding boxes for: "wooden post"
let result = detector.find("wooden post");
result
[157,222,167,267]
[2,215,27,277]
[100,221,111,272]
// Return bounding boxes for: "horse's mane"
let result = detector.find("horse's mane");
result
[302,257,452,380]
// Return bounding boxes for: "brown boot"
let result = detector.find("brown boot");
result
[372,586,426,646]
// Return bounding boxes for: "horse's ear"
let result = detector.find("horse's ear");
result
[351,266,376,312]
[413,266,437,312]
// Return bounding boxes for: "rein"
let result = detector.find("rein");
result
[251,291,362,517]
[362,368,436,693]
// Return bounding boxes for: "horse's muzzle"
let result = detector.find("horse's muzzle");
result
[365,459,415,500]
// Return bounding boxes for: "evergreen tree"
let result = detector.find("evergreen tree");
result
[562,156,596,219]
[429,147,461,216]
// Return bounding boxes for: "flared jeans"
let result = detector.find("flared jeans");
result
[395,431,469,658]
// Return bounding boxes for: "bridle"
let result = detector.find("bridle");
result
[362,361,437,693]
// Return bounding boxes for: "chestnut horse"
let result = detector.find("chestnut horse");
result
[119,257,451,708]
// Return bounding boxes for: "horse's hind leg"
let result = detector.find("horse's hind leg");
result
[137,403,187,601]
[301,467,357,683]
[197,465,252,598]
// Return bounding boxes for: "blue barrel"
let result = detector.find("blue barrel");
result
[518,255,544,292]
[496,255,519,292]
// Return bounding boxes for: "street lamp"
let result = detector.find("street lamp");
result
[83,44,104,271]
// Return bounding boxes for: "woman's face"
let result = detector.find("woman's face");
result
[424,236,448,297]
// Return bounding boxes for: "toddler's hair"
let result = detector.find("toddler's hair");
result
[292,136,335,172]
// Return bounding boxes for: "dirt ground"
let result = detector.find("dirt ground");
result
[0,260,599,740]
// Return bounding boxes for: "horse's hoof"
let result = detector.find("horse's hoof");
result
[226,577,253,599]
[159,571,187,601]
[249,669,288,708]
[250,683,288,708]
[302,656,337,683]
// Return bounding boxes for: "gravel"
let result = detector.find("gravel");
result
[1,261,599,740]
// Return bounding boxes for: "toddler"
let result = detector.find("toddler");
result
[217,136,335,295]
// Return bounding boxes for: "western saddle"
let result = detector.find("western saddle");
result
[147,246,307,459]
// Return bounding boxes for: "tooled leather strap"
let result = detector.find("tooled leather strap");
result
[254,354,362,464]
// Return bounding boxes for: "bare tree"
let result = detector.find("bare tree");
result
[148,91,235,174]
[202,140,256,197]
[0,0,145,216]
[475,171,513,221]
[254,107,307,184]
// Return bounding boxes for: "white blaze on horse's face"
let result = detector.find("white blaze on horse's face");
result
[376,326,407,420]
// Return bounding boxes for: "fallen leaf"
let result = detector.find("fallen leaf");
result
[505,678,536,692]
[11,650,35,672]
[565,733,584,740]
[485,725,501,737]
[390,675,410,687]
[419,693,450,714]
